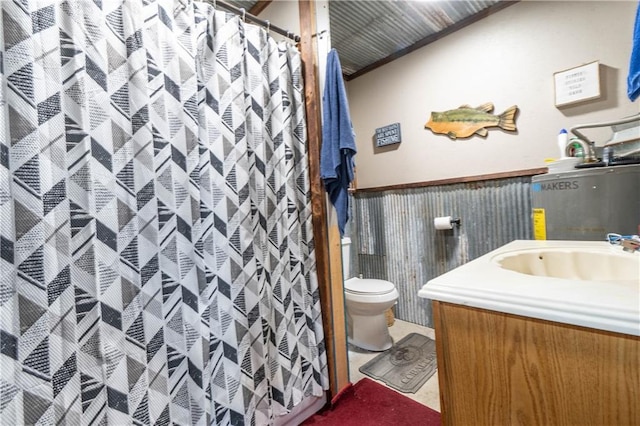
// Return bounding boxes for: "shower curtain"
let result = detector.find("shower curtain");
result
[0,1,328,425]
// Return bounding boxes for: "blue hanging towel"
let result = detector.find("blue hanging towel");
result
[321,49,356,236]
[628,1,640,101]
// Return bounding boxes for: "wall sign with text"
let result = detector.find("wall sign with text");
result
[553,61,601,107]
[375,123,401,147]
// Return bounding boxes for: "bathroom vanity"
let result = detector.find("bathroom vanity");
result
[419,240,640,426]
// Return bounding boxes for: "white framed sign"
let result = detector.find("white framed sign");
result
[554,61,600,107]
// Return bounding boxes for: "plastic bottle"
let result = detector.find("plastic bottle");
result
[567,138,584,158]
[557,129,568,158]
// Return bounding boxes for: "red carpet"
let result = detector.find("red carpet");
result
[301,378,441,425]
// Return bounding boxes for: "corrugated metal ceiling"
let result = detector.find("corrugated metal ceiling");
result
[224,0,516,80]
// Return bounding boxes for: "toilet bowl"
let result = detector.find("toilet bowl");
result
[342,238,399,351]
[344,277,399,351]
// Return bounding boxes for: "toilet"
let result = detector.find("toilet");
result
[342,238,399,351]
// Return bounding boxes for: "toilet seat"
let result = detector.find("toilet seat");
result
[345,278,395,295]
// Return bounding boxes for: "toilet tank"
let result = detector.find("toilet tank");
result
[341,238,351,279]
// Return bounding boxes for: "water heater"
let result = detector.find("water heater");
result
[531,164,640,240]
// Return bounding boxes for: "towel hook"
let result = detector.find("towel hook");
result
[312,29,327,39]
[240,8,246,22]
[265,20,270,33]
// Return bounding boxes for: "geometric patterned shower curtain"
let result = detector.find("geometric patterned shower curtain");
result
[0,1,328,425]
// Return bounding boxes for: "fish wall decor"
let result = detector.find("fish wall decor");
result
[425,103,518,139]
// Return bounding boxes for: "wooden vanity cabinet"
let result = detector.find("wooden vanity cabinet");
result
[433,301,640,426]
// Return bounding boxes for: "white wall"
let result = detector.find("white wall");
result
[346,1,639,189]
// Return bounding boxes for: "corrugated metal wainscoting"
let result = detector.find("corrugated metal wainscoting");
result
[350,176,534,328]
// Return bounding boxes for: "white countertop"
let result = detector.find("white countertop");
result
[418,240,640,336]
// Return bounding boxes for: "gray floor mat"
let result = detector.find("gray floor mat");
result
[358,332,437,393]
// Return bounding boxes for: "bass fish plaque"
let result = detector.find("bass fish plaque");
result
[425,103,518,139]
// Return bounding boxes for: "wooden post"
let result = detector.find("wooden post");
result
[298,0,350,401]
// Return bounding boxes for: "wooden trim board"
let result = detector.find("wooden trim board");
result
[298,0,350,401]
[355,167,548,193]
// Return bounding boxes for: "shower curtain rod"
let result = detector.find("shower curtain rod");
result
[207,0,301,42]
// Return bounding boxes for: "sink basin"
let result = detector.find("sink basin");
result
[493,248,640,281]
[418,240,640,336]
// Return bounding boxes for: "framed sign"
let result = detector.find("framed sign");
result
[375,123,401,147]
[554,61,600,107]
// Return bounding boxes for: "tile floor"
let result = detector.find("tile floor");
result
[347,319,441,413]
